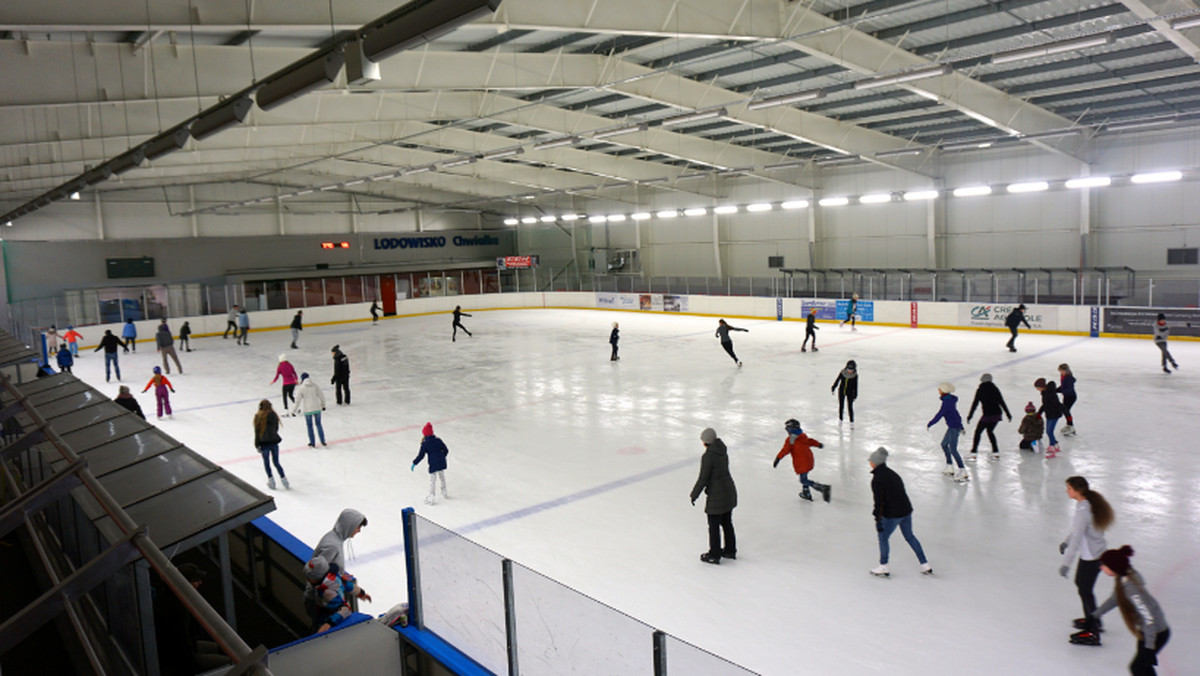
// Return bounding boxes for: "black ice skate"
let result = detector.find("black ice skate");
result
[1069,630,1101,646]
[1072,618,1102,632]
[799,488,813,502]
[819,483,831,503]
[700,552,721,565]
[721,549,736,560]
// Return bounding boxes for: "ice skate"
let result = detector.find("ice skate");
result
[851,326,857,332]
[920,563,933,575]
[267,477,276,490]
[799,488,813,502]
[1060,425,1075,436]
[1069,630,1101,646]
[869,564,890,578]
[966,453,978,462]
[441,491,450,500]
[1163,366,1172,374]
[990,452,1000,460]
[424,494,436,505]
[721,549,736,560]
[1073,618,1103,632]
[737,361,743,367]
[819,483,832,503]
[801,347,806,352]
[811,346,818,352]
[282,476,290,489]
[942,465,956,476]
[700,552,721,565]
[954,468,970,483]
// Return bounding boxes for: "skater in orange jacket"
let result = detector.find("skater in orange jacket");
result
[773,418,831,502]
[142,366,176,419]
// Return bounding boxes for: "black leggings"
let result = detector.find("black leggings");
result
[610,344,618,360]
[1006,326,1019,348]
[1157,342,1176,368]
[838,394,855,422]
[1076,558,1101,632]
[1061,394,1077,424]
[721,341,739,363]
[802,329,816,349]
[972,420,999,452]
[282,384,296,409]
[706,511,735,558]
[1131,628,1170,676]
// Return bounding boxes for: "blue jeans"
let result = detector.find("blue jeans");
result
[941,427,964,467]
[1046,417,1059,446]
[104,352,120,380]
[878,514,927,565]
[798,472,812,488]
[68,343,78,356]
[304,412,326,445]
[260,444,285,478]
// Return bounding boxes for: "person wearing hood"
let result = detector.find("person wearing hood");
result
[1005,304,1032,352]
[94,329,124,382]
[156,321,183,374]
[1153,313,1179,373]
[305,509,368,628]
[801,307,819,352]
[831,360,858,425]
[966,373,1012,460]
[773,418,830,503]
[928,382,968,482]
[289,311,303,349]
[114,385,145,420]
[868,447,932,578]
[714,319,748,367]
[412,423,450,505]
[330,345,351,405]
[271,354,300,409]
[1036,377,1064,457]
[690,428,738,564]
[609,322,620,361]
[142,366,175,419]
[121,318,137,352]
[292,372,327,447]
[55,344,74,373]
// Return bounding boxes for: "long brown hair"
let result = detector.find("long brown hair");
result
[1113,552,1147,639]
[1066,476,1114,531]
[253,400,275,438]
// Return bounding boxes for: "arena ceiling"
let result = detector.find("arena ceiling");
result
[2,0,1200,223]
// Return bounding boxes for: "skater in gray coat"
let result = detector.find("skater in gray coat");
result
[690,428,737,564]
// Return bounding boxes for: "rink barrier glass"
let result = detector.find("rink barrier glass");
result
[404,509,760,675]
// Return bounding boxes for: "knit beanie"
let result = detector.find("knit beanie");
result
[980,373,993,383]
[1157,313,1165,321]
[300,372,309,381]
[1034,377,1047,388]
[279,354,287,362]
[304,555,330,583]
[938,382,955,394]
[1024,402,1036,413]
[1099,545,1134,576]
[700,428,717,444]
[868,446,888,466]
[422,422,434,437]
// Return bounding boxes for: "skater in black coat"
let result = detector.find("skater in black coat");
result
[1036,377,1065,455]
[370,300,380,323]
[609,322,620,361]
[290,311,303,349]
[452,306,472,341]
[715,319,748,366]
[868,447,931,578]
[179,321,193,352]
[690,428,737,564]
[331,345,351,405]
[966,373,1012,458]
[801,308,819,352]
[831,360,858,424]
[1005,304,1032,352]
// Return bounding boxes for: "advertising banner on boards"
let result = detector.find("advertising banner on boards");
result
[959,303,1057,331]
[597,292,689,312]
[1103,308,1200,336]
[800,300,839,320]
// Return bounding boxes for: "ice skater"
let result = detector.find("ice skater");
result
[179,321,193,351]
[411,423,450,505]
[142,366,175,419]
[330,345,351,405]
[121,318,137,352]
[156,321,183,374]
[114,385,145,419]
[236,308,250,346]
[773,418,830,503]
[292,373,327,447]
[62,326,83,357]
[714,319,748,366]
[254,400,288,490]
[46,325,60,355]
[1059,476,1112,646]
[290,311,303,349]
[272,354,300,410]
[1085,546,1170,673]
[831,360,858,425]
[1035,377,1064,457]
[1058,363,1077,435]
[1018,402,1043,452]
[369,300,380,324]
[691,428,737,564]
[1005,304,1031,352]
[1153,313,1180,373]
[223,305,239,339]
[928,382,968,482]
[56,347,73,373]
[965,373,1011,459]
[452,306,472,341]
[839,293,859,331]
[94,329,123,382]
[868,447,932,578]
[801,307,819,351]
[609,322,620,361]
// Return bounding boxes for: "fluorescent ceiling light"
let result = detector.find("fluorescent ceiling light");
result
[588,215,607,224]
[344,179,366,187]
[941,140,995,151]
[991,34,1114,65]
[540,215,556,223]
[876,148,922,158]
[683,207,707,216]
[904,190,939,201]
[657,210,679,219]
[781,200,809,209]
[746,203,773,212]
[4,221,11,227]
[561,214,580,221]
[631,212,652,220]
[504,218,519,225]
[661,109,724,126]
[1007,181,1049,193]
[404,166,433,175]
[746,90,823,111]
[296,189,314,196]
[1106,118,1175,132]
[818,197,849,207]
[713,205,739,214]
[441,158,473,168]
[521,217,538,224]
[1065,176,1111,189]
[1170,15,1200,30]
[483,148,522,160]
[607,214,627,222]
[320,184,339,191]
[854,65,951,90]
[765,161,804,170]
[69,191,80,200]
[912,89,940,102]
[953,185,992,197]
[533,137,577,151]
[859,193,892,204]
[962,110,997,127]
[593,124,645,140]
[816,155,860,166]
[1131,170,1182,184]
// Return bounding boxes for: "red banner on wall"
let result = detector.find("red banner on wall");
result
[496,255,539,269]
[910,302,918,328]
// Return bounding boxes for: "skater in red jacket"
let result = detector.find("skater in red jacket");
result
[142,366,176,419]
[773,418,831,502]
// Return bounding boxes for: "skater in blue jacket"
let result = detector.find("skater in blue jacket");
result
[121,318,137,352]
[928,382,968,482]
[412,423,450,505]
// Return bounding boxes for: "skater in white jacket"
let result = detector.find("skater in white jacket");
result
[291,373,327,447]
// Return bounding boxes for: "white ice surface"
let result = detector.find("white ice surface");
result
[71,310,1199,676]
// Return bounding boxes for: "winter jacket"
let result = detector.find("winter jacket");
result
[292,379,326,415]
[1018,413,1044,441]
[832,368,858,400]
[255,411,282,447]
[56,350,73,368]
[312,508,367,573]
[1059,374,1076,397]
[115,394,146,420]
[62,329,83,344]
[179,323,191,339]
[1094,573,1169,649]
[609,327,619,345]
[331,350,351,383]
[227,307,238,323]
[155,326,174,349]
[870,463,913,520]
[1038,383,1064,420]
[1061,499,1106,566]
[313,569,365,629]
[272,361,299,386]
[237,312,250,329]
[714,323,747,343]
[94,333,123,354]
[775,431,822,475]
[142,374,173,392]
[806,314,818,333]
[967,382,1011,422]
[1005,308,1031,330]
[1153,321,1169,344]
[690,438,738,515]
[928,393,963,429]
[121,323,137,339]
[290,313,303,330]
[413,435,450,473]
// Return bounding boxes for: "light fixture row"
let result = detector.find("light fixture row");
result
[502,200,814,225]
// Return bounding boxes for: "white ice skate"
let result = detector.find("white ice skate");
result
[1061,425,1076,437]
[954,468,970,483]
[282,477,290,489]
[990,452,1000,460]
[424,494,436,505]
[942,465,956,476]
[920,563,934,575]
[267,477,276,490]
[869,564,890,578]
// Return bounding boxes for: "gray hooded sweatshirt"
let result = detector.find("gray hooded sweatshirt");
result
[313,508,366,572]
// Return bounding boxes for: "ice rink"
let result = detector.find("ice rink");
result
[68,308,1198,675]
